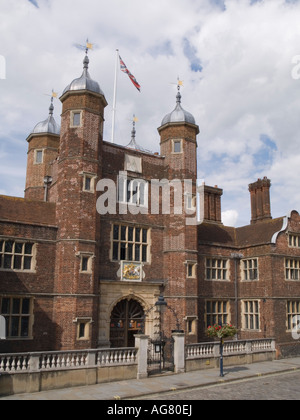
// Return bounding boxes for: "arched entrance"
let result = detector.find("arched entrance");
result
[110,299,145,348]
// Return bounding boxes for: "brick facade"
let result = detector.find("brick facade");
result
[0,57,300,357]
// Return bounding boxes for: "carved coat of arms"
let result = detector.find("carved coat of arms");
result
[122,262,142,281]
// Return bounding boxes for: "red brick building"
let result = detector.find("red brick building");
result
[0,53,300,357]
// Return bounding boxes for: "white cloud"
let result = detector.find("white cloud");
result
[0,0,300,226]
[222,210,239,227]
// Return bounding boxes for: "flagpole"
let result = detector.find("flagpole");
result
[111,49,119,144]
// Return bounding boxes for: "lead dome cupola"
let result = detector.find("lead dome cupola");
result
[62,54,105,96]
[161,89,196,126]
[31,99,60,135]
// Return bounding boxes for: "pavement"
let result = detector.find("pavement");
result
[2,357,300,400]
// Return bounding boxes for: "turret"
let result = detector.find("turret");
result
[53,51,107,349]
[158,87,199,180]
[157,84,200,343]
[25,98,60,201]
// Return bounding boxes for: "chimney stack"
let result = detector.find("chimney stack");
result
[249,177,272,224]
[199,183,223,224]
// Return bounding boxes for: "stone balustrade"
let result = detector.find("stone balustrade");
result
[0,347,138,373]
[186,339,275,360]
[0,337,276,397]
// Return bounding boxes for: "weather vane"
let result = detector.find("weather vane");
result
[42,89,58,115]
[170,77,184,91]
[74,38,94,55]
[177,77,184,91]
[127,115,139,125]
[43,89,58,103]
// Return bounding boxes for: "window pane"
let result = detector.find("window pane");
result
[21,317,29,337]
[142,245,147,262]
[12,299,21,314]
[36,151,43,164]
[22,299,30,315]
[4,255,12,269]
[121,226,126,241]
[127,180,131,203]
[73,112,81,126]
[207,301,211,313]
[131,181,138,205]
[25,243,33,255]
[113,242,119,260]
[135,228,141,243]
[135,245,140,262]
[79,323,86,339]
[11,317,19,337]
[13,255,22,270]
[5,241,13,253]
[174,141,181,153]
[120,243,126,260]
[142,229,147,243]
[24,257,32,270]
[255,315,259,330]
[15,243,23,254]
[128,227,134,242]
[212,302,216,313]
[250,315,254,330]
[128,244,133,261]
[85,177,91,191]
[82,257,88,272]
[113,225,119,240]
[1,298,10,314]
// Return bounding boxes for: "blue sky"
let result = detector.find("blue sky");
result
[1,0,300,226]
[28,0,38,6]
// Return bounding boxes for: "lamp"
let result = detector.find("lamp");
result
[155,295,168,314]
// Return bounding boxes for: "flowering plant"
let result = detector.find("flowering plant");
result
[207,323,238,339]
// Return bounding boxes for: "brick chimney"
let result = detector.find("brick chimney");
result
[199,183,223,224]
[249,177,272,224]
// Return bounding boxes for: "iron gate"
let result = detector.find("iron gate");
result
[147,336,174,376]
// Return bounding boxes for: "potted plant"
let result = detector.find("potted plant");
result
[206,324,238,377]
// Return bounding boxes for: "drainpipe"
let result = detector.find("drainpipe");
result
[231,253,244,340]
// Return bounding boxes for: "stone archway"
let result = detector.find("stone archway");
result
[110,299,145,348]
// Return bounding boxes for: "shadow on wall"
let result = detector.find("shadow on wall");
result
[0,269,61,353]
